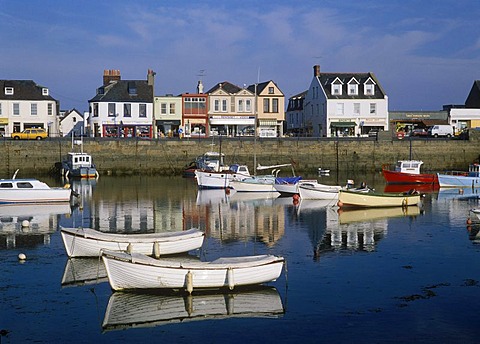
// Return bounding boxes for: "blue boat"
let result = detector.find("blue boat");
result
[437,163,480,188]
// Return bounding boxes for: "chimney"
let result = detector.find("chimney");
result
[147,69,156,86]
[197,80,204,94]
[313,65,320,77]
[103,69,121,86]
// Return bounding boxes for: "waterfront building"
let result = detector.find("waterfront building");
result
[206,81,256,137]
[285,91,307,136]
[247,80,285,137]
[154,94,182,138]
[388,110,448,137]
[88,69,155,138]
[446,80,480,134]
[304,65,389,137]
[181,81,209,138]
[0,79,59,137]
[59,108,86,137]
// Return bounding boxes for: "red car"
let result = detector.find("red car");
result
[409,129,428,137]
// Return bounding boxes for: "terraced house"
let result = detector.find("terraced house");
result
[0,80,59,137]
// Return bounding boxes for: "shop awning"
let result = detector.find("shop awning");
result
[0,118,8,125]
[330,121,356,128]
[259,120,277,126]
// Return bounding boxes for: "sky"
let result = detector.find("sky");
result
[1,0,479,113]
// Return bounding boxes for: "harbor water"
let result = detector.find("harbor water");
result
[1,175,480,343]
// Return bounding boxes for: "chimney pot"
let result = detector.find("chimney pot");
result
[313,65,320,77]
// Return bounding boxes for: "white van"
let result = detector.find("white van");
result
[428,125,453,138]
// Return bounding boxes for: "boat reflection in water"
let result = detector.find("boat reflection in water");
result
[0,202,71,249]
[61,257,108,287]
[337,206,422,224]
[384,183,439,194]
[102,286,284,332]
[436,187,480,201]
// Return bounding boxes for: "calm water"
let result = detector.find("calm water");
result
[1,175,480,343]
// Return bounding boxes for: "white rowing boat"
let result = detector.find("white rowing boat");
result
[61,227,204,257]
[101,250,285,292]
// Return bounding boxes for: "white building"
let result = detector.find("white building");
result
[305,65,389,137]
[0,80,59,137]
[89,69,155,138]
[59,109,85,137]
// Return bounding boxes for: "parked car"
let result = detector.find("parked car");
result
[12,128,48,140]
[428,125,453,138]
[409,129,428,137]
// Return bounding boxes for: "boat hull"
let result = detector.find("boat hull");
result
[0,189,71,204]
[298,183,341,200]
[230,179,277,193]
[102,251,285,291]
[382,168,438,184]
[338,190,421,208]
[437,173,480,188]
[195,170,233,189]
[61,227,205,257]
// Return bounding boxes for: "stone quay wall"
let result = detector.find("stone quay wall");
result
[0,131,478,177]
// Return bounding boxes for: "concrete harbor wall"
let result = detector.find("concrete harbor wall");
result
[0,132,478,177]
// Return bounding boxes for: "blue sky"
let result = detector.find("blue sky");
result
[1,0,479,112]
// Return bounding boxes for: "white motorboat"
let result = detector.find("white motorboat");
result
[61,227,205,257]
[195,164,251,189]
[0,174,72,204]
[298,181,342,200]
[437,163,480,188]
[101,250,285,292]
[102,286,284,331]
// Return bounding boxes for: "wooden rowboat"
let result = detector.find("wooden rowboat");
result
[61,227,204,258]
[101,250,285,292]
[337,189,421,208]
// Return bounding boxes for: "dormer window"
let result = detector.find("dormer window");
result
[128,82,137,95]
[364,77,376,96]
[42,88,49,96]
[5,87,13,95]
[347,78,359,95]
[331,77,343,96]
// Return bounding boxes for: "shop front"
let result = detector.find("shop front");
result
[156,120,181,138]
[184,118,208,138]
[330,121,356,137]
[209,115,255,136]
[102,124,152,138]
[258,119,279,137]
[0,118,8,137]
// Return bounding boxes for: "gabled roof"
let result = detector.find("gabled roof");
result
[206,81,242,94]
[465,80,480,108]
[316,72,386,99]
[0,80,56,101]
[247,80,284,96]
[60,108,83,123]
[89,80,153,103]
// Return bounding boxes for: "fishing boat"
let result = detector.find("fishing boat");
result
[102,286,284,331]
[61,135,98,179]
[0,171,72,204]
[101,250,285,292]
[61,227,205,258]
[337,189,421,208]
[230,163,294,193]
[381,139,437,185]
[437,163,480,188]
[298,181,342,200]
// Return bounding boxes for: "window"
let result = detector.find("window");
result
[353,103,360,115]
[161,103,167,115]
[169,103,175,114]
[0,103,2,115]
[332,84,342,95]
[238,99,244,112]
[268,87,274,94]
[139,104,146,117]
[336,103,344,115]
[272,98,279,113]
[365,84,375,95]
[5,87,13,95]
[48,103,53,116]
[348,84,358,95]
[370,103,376,114]
[0,182,13,188]
[108,103,116,117]
[73,117,77,123]
[124,103,131,117]
[13,103,19,116]
[42,88,49,96]
[31,103,37,116]
[93,103,98,117]
[246,99,251,112]
[214,100,220,112]
[17,182,34,188]
[263,98,270,112]
[222,99,227,112]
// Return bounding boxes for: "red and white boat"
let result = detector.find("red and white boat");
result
[382,160,438,185]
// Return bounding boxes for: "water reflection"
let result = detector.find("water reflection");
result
[102,286,284,332]
[61,257,108,287]
[0,202,71,249]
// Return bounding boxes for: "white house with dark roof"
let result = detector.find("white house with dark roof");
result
[59,108,85,137]
[0,80,58,137]
[88,69,155,138]
[206,81,256,136]
[305,65,388,137]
